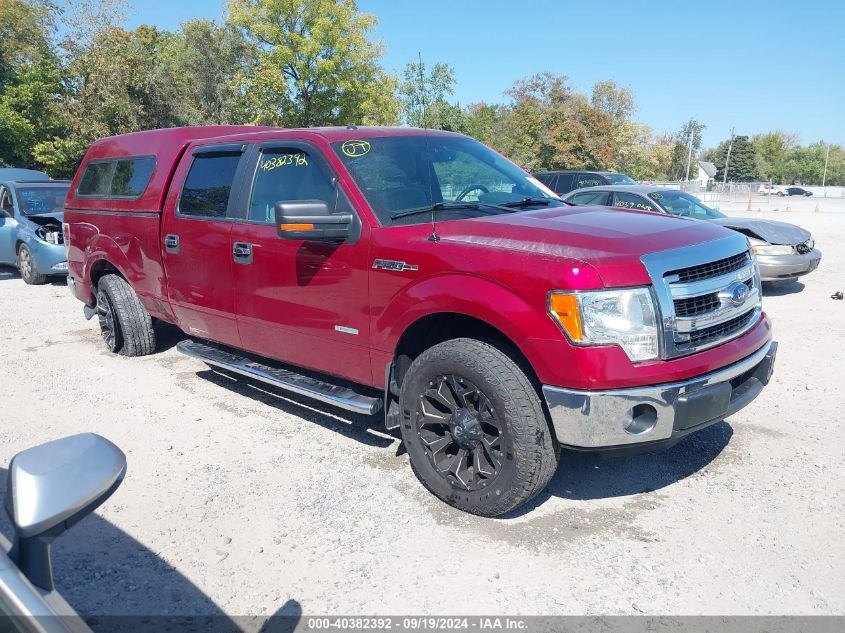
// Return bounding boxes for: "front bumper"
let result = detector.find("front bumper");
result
[542,339,777,452]
[757,249,821,281]
[25,238,68,276]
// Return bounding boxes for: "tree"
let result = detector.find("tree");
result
[752,130,798,183]
[462,102,503,144]
[0,0,65,168]
[668,118,706,180]
[705,134,758,182]
[399,60,464,131]
[35,21,184,176]
[159,20,252,125]
[227,0,399,127]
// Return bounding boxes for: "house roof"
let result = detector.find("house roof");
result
[698,161,718,178]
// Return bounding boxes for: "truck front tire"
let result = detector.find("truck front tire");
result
[95,274,156,356]
[399,338,560,517]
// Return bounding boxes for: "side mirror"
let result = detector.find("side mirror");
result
[274,200,352,242]
[4,433,126,591]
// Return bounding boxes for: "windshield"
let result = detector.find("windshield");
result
[16,185,69,215]
[648,190,725,219]
[606,173,637,185]
[332,135,566,226]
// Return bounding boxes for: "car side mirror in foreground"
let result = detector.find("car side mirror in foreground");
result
[274,199,353,241]
[4,433,126,591]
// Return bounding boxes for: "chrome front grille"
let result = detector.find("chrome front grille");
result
[671,251,750,283]
[641,235,762,359]
[687,309,756,347]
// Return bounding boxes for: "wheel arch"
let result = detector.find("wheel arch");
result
[392,312,540,390]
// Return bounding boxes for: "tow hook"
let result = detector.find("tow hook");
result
[83,304,97,320]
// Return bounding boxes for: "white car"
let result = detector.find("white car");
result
[757,183,788,196]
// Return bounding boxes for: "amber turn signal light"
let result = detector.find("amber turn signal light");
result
[548,293,583,341]
[279,223,315,231]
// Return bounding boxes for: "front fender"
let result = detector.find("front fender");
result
[373,272,564,372]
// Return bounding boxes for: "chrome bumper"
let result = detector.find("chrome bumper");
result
[542,339,776,449]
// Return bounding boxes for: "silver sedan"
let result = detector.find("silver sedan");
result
[563,185,821,283]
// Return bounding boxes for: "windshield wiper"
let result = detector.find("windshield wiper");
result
[390,202,481,220]
[501,197,552,208]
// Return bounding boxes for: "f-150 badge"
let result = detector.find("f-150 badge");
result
[372,259,419,272]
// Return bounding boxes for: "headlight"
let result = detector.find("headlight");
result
[748,237,794,256]
[548,288,659,362]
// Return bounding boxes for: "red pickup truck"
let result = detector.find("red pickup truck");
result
[64,126,776,516]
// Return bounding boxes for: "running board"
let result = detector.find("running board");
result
[177,340,382,416]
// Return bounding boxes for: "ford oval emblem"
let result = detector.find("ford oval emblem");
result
[727,281,749,306]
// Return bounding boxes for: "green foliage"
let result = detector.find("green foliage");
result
[227,0,399,127]
[0,0,838,186]
[705,135,759,182]
[399,61,464,131]
[159,20,252,125]
[0,0,65,168]
[668,118,706,180]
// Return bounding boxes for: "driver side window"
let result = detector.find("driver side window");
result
[1,187,13,215]
[248,148,350,223]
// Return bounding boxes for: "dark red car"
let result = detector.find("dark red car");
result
[63,126,776,516]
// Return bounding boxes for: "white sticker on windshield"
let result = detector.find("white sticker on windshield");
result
[526,176,559,199]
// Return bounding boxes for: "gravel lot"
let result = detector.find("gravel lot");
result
[1,207,843,618]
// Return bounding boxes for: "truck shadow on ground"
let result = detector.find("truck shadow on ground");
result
[154,320,188,353]
[195,367,396,449]
[505,421,734,516]
[0,467,302,631]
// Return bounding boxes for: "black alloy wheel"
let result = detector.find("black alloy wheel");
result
[97,286,121,352]
[416,374,505,491]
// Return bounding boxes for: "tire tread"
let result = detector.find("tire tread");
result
[99,274,156,356]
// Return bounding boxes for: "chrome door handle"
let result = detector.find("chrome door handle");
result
[164,234,180,254]
[233,242,253,265]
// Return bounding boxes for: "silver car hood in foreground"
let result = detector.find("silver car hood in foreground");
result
[711,217,810,245]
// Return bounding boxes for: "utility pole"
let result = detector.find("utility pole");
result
[684,127,694,182]
[722,128,735,187]
[822,143,831,190]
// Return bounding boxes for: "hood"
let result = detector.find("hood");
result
[25,212,64,226]
[712,217,810,245]
[437,205,736,287]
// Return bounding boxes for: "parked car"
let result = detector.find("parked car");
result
[0,177,70,284]
[564,186,822,283]
[757,184,813,197]
[0,168,51,181]
[757,183,788,196]
[64,126,776,517]
[0,433,126,633]
[784,186,813,197]
[533,170,636,196]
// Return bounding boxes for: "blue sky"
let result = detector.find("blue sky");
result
[119,0,844,148]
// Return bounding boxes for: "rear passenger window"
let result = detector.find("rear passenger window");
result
[77,157,156,198]
[568,191,610,206]
[248,148,348,223]
[554,174,575,193]
[575,174,605,188]
[179,154,241,218]
[612,192,658,212]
